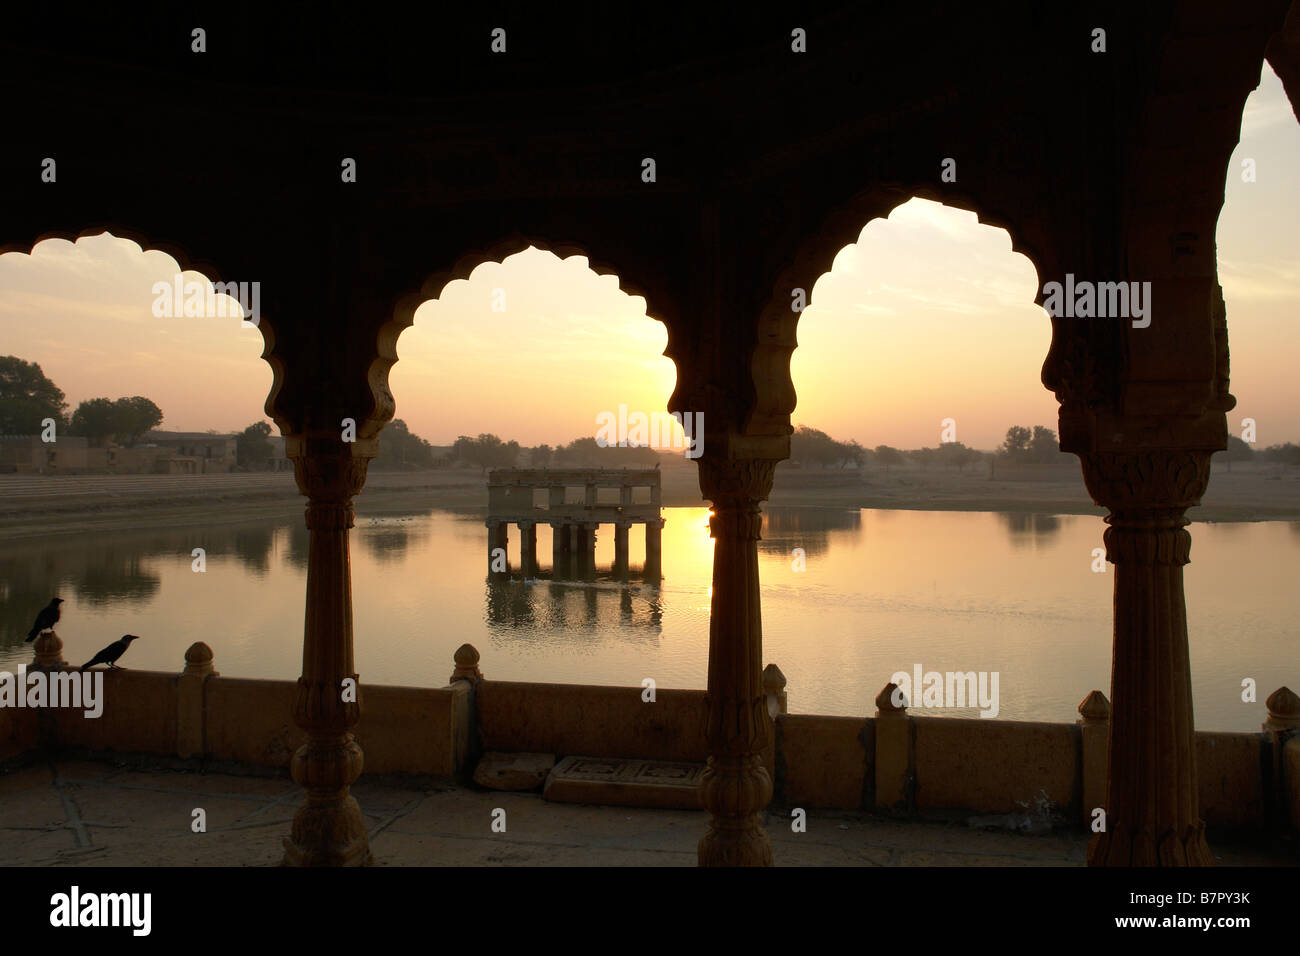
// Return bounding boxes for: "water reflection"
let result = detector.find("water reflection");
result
[74,551,162,606]
[0,519,305,649]
[486,579,663,635]
[996,512,1063,548]
[759,507,860,559]
[1,506,1294,732]
[360,517,428,564]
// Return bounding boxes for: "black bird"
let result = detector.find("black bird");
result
[25,597,63,642]
[80,635,141,671]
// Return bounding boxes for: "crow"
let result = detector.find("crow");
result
[25,597,64,642]
[80,635,141,671]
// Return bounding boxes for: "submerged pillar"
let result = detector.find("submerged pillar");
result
[487,520,509,579]
[551,522,569,579]
[578,522,597,580]
[644,518,664,581]
[614,521,630,579]
[520,522,538,578]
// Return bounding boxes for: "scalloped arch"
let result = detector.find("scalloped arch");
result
[1,224,288,436]
[748,186,1057,437]
[370,234,681,440]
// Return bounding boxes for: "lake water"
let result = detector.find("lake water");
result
[1,507,1295,732]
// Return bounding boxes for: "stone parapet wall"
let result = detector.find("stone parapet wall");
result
[5,641,1295,837]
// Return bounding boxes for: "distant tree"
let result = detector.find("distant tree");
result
[112,396,164,446]
[999,425,1032,459]
[0,356,67,434]
[791,425,837,467]
[907,447,937,470]
[237,421,274,469]
[375,419,435,468]
[452,433,521,473]
[1028,425,1060,463]
[838,439,865,469]
[532,443,553,468]
[1217,435,1255,472]
[939,441,982,472]
[69,398,119,446]
[874,445,905,473]
[1260,442,1300,466]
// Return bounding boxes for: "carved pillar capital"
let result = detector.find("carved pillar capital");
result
[1079,449,1212,518]
[698,456,777,510]
[291,436,374,519]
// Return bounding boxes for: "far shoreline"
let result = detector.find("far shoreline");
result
[0,464,1297,542]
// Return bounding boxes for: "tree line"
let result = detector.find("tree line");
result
[0,356,162,445]
[15,354,1299,472]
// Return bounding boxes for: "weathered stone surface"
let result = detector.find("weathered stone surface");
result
[473,752,556,792]
[544,756,704,810]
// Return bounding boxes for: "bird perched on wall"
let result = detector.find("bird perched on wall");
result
[25,597,64,642]
[80,635,141,671]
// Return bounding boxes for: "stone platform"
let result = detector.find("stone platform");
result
[1,758,1291,867]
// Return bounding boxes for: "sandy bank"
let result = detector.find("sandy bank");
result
[1,464,1296,541]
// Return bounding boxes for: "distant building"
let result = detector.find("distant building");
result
[141,431,238,474]
[266,435,294,472]
[0,435,89,473]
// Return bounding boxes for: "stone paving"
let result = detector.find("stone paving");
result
[0,758,1291,867]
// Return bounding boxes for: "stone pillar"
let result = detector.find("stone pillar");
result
[1081,450,1214,867]
[874,682,911,812]
[520,522,538,578]
[449,643,483,684]
[1264,686,1300,732]
[283,438,373,867]
[31,631,67,669]
[177,642,218,759]
[696,457,776,867]
[763,663,788,718]
[1262,687,1298,832]
[613,522,630,579]
[1077,690,1110,828]
[550,522,569,579]
[762,664,787,780]
[578,522,597,580]
[644,518,663,581]
[486,520,509,578]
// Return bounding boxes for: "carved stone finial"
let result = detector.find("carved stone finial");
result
[763,663,788,717]
[1078,690,1111,723]
[183,641,218,677]
[1264,686,1300,731]
[762,663,786,695]
[32,631,66,669]
[875,681,906,715]
[451,643,483,683]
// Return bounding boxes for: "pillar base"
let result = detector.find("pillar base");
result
[696,753,774,867]
[1088,821,1213,867]
[282,794,372,867]
[698,818,774,867]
